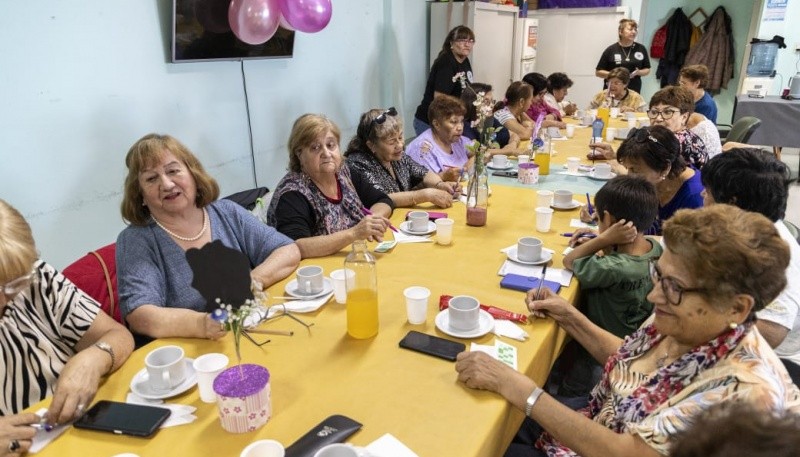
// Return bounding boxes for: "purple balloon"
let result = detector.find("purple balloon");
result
[229,0,281,45]
[278,0,332,33]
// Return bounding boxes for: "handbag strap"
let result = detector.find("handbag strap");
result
[89,250,115,319]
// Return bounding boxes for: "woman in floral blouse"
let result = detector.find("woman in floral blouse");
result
[345,108,459,209]
[647,86,713,170]
[456,204,800,457]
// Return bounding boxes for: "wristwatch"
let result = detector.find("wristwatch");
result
[524,387,544,417]
[94,341,115,374]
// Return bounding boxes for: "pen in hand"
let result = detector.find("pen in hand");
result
[361,207,398,233]
[561,233,598,239]
[585,193,594,216]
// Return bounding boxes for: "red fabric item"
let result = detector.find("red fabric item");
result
[62,243,121,323]
[650,24,668,59]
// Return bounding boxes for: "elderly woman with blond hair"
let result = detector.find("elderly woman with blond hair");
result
[267,114,394,258]
[0,199,134,438]
[116,134,300,341]
[457,204,800,457]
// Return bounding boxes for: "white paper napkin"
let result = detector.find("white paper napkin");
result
[29,408,70,454]
[493,320,529,341]
[557,171,589,176]
[126,393,197,428]
[365,433,419,457]
[392,230,433,243]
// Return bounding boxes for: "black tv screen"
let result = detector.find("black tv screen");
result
[172,0,295,63]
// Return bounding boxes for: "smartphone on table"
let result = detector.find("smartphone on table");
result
[399,330,466,361]
[74,400,171,437]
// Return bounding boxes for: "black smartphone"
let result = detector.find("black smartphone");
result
[399,330,466,361]
[74,400,171,437]
[492,171,518,178]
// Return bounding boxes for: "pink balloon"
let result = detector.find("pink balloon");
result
[278,0,332,33]
[229,0,281,45]
[278,14,295,32]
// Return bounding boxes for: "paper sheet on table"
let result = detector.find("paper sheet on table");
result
[570,219,595,229]
[392,230,433,243]
[470,340,518,370]
[365,433,420,457]
[29,409,69,454]
[497,261,573,287]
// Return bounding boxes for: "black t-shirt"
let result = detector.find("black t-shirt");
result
[414,52,473,123]
[596,42,650,93]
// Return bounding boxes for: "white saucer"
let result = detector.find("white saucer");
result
[130,358,197,400]
[285,277,334,299]
[587,171,616,181]
[435,309,495,339]
[506,248,553,265]
[399,220,436,236]
[486,164,514,171]
[551,199,582,210]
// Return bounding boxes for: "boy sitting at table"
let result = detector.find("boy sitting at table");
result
[550,175,663,397]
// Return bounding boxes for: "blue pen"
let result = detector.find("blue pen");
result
[561,233,598,239]
[585,193,594,216]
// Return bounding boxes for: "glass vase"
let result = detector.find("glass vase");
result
[465,165,489,227]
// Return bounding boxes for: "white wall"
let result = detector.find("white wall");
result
[0,0,429,269]
[756,0,800,94]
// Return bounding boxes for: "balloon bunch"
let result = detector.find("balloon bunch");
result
[228,0,333,45]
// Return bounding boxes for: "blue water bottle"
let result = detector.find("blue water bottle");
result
[591,118,604,142]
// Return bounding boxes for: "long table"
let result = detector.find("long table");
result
[30,127,614,457]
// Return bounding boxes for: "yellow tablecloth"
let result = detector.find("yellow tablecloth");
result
[30,184,588,457]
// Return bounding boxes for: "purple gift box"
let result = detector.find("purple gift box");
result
[213,364,271,433]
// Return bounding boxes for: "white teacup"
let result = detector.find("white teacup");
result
[553,189,573,207]
[145,345,187,391]
[241,439,285,457]
[517,154,530,164]
[492,154,509,168]
[594,163,613,178]
[313,444,365,457]
[517,237,543,262]
[566,157,580,173]
[448,295,480,331]
[407,211,429,232]
[296,265,324,295]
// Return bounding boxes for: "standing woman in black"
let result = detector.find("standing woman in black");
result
[595,19,650,94]
[413,26,475,136]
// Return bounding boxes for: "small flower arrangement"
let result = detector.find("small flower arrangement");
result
[211,281,270,370]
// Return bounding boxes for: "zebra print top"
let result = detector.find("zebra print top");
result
[0,260,99,415]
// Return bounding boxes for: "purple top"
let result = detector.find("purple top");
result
[405,129,471,173]
[527,99,562,122]
[213,364,270,397]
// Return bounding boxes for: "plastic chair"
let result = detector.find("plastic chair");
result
[721,116,761,144]
[785,220,800,245]
[62,243,122,323]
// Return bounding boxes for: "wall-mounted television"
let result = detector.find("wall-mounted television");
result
[172,0,295,63]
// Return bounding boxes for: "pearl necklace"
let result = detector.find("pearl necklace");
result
[152,209,208,242]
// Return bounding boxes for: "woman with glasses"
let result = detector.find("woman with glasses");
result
[0,199,134,431]
[616,125,704,235]
[596,19,651,94]
[647,86,720,169]
[267,114,394,258]
[589,67,647,113]
[345,107,458,209]
[406,95,473,182]
[522,73,567,130]
[413,25,476,136]
[456,204,800,457]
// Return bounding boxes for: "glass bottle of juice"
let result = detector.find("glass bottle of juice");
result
[532,133,551,175]
[344,241,379,339]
